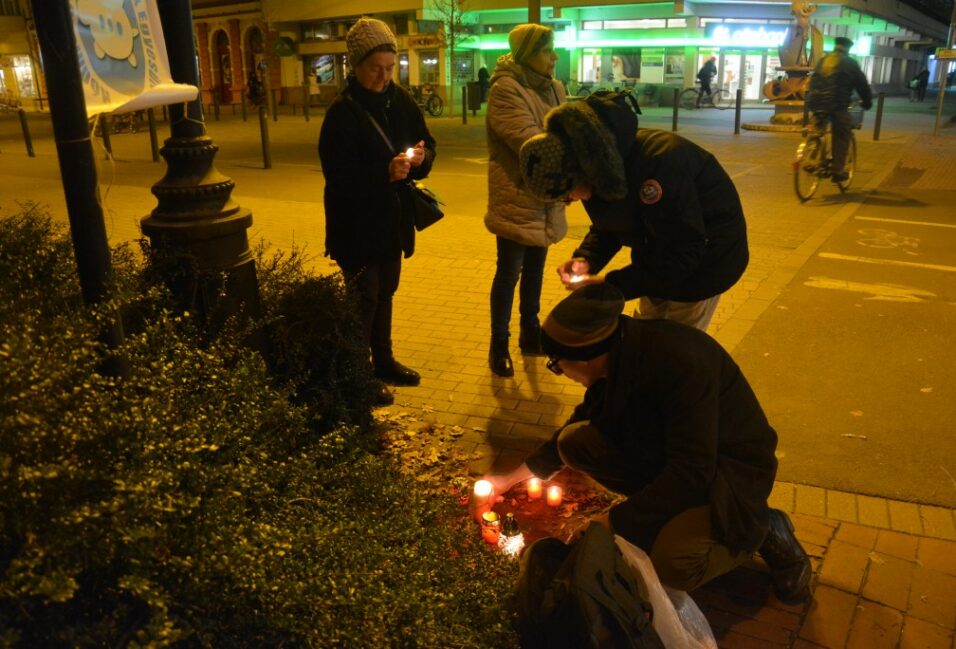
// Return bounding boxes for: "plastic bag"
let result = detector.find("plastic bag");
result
[614,536,719,649]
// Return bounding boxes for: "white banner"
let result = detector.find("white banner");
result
[72,0,198,115]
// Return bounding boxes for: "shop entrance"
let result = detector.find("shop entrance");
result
[718,50,769,102]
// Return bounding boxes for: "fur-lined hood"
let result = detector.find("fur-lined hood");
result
[520,91,640,202]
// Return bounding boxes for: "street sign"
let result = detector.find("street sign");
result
[936,48,956,59]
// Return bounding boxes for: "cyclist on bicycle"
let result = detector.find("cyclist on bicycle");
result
[696,56,717,107]
[806,37,872,183]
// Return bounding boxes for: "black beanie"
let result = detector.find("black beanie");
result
[541,284,625,361]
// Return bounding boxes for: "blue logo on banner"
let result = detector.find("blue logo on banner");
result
[75,0,145,100]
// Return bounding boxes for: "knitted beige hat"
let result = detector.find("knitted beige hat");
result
[347,17,398,69]
[508,24,553,65]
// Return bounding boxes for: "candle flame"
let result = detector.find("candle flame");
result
[473,480,493,497]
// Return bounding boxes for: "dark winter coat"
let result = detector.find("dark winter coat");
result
[525,317,778,554]
[574,128,749,302]
[807,50,873,113]
[319,77,436,272]
[697,59,717,84]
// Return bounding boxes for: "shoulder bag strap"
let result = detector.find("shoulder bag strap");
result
[345,92,396,153]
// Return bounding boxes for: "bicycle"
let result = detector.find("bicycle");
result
[407,83,444,117]
[679,84,732,110]
[792,105,863,202]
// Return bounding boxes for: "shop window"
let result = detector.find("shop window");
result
[453,53,473,83]
[399,53,409,86]
[700,18,723,26]
[311,55,336,84]
[667,18,687,28]
[606,19,666,29]
[582,21,603,30]
[13,56,34,97]
[419,50,440,85]
[394,14,409,35]
[664,49,684,77]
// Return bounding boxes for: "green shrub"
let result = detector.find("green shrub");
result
[0,208,519,647]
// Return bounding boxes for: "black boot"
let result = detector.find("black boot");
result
[489,336,514,377]
[759,509,812,604]
[374,359,420,386]
[372,380,394,406]
[518,324,545,356]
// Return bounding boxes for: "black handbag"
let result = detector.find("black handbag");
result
[407,180,445,231]
[351,94,443,231]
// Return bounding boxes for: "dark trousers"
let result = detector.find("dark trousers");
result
[489,236,548,339]
[344,256,401,368]
[555,421,750,591]
[815,111,853,176]
[917,84,927,101]
[698,79,712,105]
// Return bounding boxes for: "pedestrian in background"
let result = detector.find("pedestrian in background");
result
[806,36,872,183]
[318,17,437,404]
[484,24,567,377]
[915,67,930,102]
[519,91,748,331]
[696,55,717,107]
[477,65,490,103]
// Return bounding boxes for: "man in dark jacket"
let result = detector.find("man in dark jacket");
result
[484,284,811,602]
[519,91,748,331]
[319,17,437,404]
[806,37,872,182]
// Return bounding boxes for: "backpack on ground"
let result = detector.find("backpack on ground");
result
[515,522,666,649]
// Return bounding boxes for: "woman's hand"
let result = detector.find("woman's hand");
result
[389,152,412,182]
[557,258,597,289]
[405,140,426,168]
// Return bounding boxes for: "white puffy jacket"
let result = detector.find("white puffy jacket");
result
[484,57,567,247]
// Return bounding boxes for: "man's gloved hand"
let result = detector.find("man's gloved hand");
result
[861,99,872,110]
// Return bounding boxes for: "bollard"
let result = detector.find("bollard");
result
[259,105,272,169]
[873,92,886,141]
[240,93,247,122]
[734,88,743,135]
[100,116,113,159]
[303,95,310,122]
[462,86,467,125]
[147,108,160,162]
[672,88,679,131]
[17,108,34,157]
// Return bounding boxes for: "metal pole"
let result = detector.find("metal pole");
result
[147,107,160,162]
[529,0,541,24]
[933,1,956,135]
[672,88,679,131]
[99,115,113,159]
[259,105,272,169]
[873,93,885,141]
[271,89,278,122]
[240,92,247,122]
[17,108,35,157]
[734,88,743,134]
[462,85,467,125]
[303,78,310,122]
[29,0,124,358]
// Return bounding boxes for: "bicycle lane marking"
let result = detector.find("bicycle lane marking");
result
[714,131,919,353]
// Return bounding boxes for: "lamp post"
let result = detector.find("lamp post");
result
[141,0,261,332]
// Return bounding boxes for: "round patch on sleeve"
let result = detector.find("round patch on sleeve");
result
[639,179,663,205]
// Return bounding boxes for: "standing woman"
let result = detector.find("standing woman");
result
[319,17,437,404]
[485,24,567,377]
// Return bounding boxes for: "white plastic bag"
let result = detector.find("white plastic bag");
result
[615,535,719,649]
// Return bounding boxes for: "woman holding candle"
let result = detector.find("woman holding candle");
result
[319,17,437,405]
[483,284,812,605]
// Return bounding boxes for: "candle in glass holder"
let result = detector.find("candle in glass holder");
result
[472,479,494,520]
[546,485,563,507]
[481,510,501,545]
[527,477,542,500]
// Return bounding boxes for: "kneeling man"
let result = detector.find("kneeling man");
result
[485,284,811,602]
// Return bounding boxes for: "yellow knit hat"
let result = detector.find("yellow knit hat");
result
[508,24,553,65]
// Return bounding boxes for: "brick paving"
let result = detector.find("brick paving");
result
[3,97,955,647]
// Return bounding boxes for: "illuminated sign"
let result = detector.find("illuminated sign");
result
[705,23,788,48]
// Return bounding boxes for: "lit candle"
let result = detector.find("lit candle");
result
[472,479,494,520]
[546,485,563,507]
[481,511,501,545]
[405,147,415,158]
[527,477,542,500]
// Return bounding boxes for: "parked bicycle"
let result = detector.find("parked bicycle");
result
[679,84,733,110]
[407,83,444,117]
[792,105,863,201]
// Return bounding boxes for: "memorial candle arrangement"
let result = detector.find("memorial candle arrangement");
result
[481,511,501,545]
[546,485,563,507]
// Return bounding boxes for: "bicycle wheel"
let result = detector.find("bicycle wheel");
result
[425,94,443,117]
[837,135,856,193]
[793,135,823,201]
[679,88,699,110]
[713,88,733,110]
